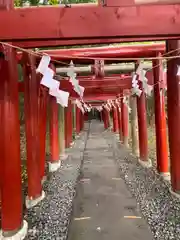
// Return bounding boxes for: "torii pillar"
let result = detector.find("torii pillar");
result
[49,95,60,172]
[117,104,123,142]
[153,54,169,179]
[59,105,68,160]
[0,45,28,239]
[49,64,61,171]
[23,53,45,209]
[76,106,81,135]
[112,105,119,133]
[103,108,109,129]
[136,62,151,167]
[166,40,180,194]
[120,93,129,147]
[65,100,73,148]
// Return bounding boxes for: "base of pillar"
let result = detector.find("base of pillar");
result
[48,160,61,172]
[25,190,45,209]
[130,151,139,157]
[60,153,68,161]
[138,158,152,168]
[70,142,74,147]
[115,133,119,139]
[75,134,80,139]
[0,220,28,240]
[41,175,47,184]
[160,172,171,181]
[123,143,129,148]
[169,188,180,199]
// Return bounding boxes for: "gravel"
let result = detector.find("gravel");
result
[24,125,88,240]
[109,132,180,240]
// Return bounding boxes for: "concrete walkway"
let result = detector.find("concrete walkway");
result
[68,121,153,240]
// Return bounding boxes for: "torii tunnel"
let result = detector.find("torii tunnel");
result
[1,0,180,238]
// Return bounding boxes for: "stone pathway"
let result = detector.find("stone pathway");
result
[68,121,153,240]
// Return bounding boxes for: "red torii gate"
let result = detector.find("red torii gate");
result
[0,44,168,239]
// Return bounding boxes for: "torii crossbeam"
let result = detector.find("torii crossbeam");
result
[1,4,180,44]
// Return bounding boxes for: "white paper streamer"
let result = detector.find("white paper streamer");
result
[132,88,142,97]
[40,68,59,89]
[56,90,69,107]
[49,88,69,107]
[132,72,142,97]
[37,55,51,75]
[136,62,143,75]
[177,65,180,76]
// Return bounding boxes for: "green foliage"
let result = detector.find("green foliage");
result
[49,0,59,4]
[15,0,96,6]
[14,0,26,6]
[29,0,40,5]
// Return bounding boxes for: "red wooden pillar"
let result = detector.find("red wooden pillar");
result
[100,111,103,122]
[76,106,81,134]
[84,112,88,121]
[112,106,118,132]
[49,64,60,171]
[136,63,149,162]
[79,111,82,131]
[117,105,123,142]
[49,96,60,171]
[153,55,169,176]
[39,86,48,180]
[69,101,73,144]
[120,94,129,146]
[81,111,84,130]
[166,40,180,193]
[103,108,108,129]
[65,100,72,148]
[23,52,44,208]
[0,45,27,237]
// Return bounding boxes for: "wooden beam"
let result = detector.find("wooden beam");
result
[104,0,180,6]
[1,5,180,42]
[15,36,179,48]
[41,43,165,60]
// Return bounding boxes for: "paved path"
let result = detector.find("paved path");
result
[68,121,153,240]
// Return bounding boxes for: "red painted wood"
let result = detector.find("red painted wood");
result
[1,5,180,41]
[120,94,129,145]
[84,112,89,121]
[112,106,118,132]
[166,40,180,193]
[136,73,148,161]
[76,106,81,134]
[14,36,179,49]
[42,43,165,60]
[15,38,134,49]
[64,101,72,148]
[23,52,42,199]
[79,111,84,131]
[104,0,180,6]
[83,94,120,101]
[104,0,134,6]
[19,72,161,93]
[39,85,49,179]
[0,0,14,9]
[49,96,60,162]
[117,105,123,142]
[0,45,23,232]
[153,56,169,174]
[69,101,73,143]
[19,76,132,93]
[103,108,109,129]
